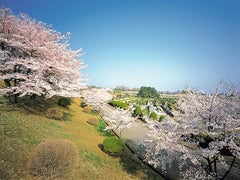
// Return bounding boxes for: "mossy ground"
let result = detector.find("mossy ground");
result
[0,96,163,179]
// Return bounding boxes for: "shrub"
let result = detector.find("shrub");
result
[179,109,185,114]
[0,80,5,88]
[133,106,142,117]
[87,118,99,126]
[149,112,158,120]
[63,112,71,121]
[198,131,209,139]
[80,101,87,108]
[103,137,125,155]
[108,100,129,110]
[96,119,107,132]
[82,107,91,113]
[58,97,72,108]
[142,108,150,116]
[96,119,112,136]
[90,109,99,115]
[168,102,177,110]
[159,115,165,122]
[45,108,64,120]
[28,139,78,178]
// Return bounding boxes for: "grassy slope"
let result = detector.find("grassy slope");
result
[0,97,162,180]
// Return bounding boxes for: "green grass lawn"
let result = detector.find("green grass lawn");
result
[0,96,162,179]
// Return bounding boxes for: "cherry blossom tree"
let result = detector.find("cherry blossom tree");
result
[81,87,113,113]
[81,87,136,138]
[104,108,136,138]
[142,82,240,179]
[0,8,86,102]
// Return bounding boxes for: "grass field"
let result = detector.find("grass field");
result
[0,96,162,179]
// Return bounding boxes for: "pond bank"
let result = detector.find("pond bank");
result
[102,104,240,179]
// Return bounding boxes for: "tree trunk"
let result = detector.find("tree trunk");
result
[4,79,11,88]
[9,94,18,103]
[213,157,217,177]
[206,157,213,173]
[30,94,36,100]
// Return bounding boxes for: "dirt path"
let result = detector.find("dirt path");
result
[101,104,150,140]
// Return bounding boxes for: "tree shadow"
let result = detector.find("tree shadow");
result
[118,139,167,180]
[12,95,58,113]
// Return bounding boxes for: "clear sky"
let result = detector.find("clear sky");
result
[1,0,240,92]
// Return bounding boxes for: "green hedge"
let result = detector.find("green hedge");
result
[133,106,142,117]
[58,97,72,108]
[149,112,158,120]
[103,137,125,155]
[142,108,150,116]
[108,100,129,110]
[159,115,165,122]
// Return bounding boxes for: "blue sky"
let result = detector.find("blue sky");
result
[1,0,240,92]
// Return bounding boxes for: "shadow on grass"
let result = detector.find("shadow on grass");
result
[12,95,59,114]
[107,139,166,180]
[6,95,73,121]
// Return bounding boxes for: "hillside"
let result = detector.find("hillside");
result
[0,96,162,179]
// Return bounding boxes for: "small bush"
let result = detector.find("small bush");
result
[0,80,5,88]
[87,118,99,126]
[80,101,87,108]
[103,137,125,155]
[198,131,209,139]
[82,107,91,114]
[63,112,71,121]
[159,115,165,122]
[179,109,185,114]
[58,97,72,108]
[28,139,78,178]
[149,112,158,120]
[142,108,150,116]
[96,119,107,132]
[82,107,99,115]
[90,109,99,115]
[45,108,64,120]
[133,106,142,117]
[96,119,112,136]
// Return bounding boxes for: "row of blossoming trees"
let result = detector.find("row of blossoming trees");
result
[144,82,240,179]
[82,82,240,179]
[0,8,86,102]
